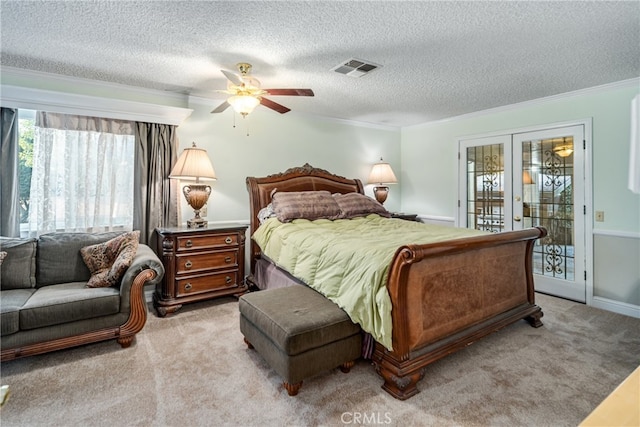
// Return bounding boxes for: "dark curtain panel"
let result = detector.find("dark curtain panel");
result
[134,122,179,249]
[0,108,20,237]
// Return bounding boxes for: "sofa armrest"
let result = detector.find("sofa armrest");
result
[118,244,165,313]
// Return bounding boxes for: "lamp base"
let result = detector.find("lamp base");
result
[187,216,208,229]
[183,184,211,229]
[373,186,390,205]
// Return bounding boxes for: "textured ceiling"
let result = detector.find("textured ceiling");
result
[1,1,639,127]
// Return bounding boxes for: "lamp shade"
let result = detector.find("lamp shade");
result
[169,142,217,183]
[367,159,398,184]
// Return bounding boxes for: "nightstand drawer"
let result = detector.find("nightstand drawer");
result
[176,271,239,296]
[175,250,237,274]
[175,233,239,251]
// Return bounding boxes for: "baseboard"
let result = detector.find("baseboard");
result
[417,214,455,227]
[591,296,640,319]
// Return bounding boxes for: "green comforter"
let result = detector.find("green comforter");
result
[252,214,484,350]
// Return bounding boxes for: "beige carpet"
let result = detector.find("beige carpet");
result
[1,293,639,427]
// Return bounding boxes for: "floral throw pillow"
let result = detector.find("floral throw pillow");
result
[0,251,6,266]
[80,230,140,288]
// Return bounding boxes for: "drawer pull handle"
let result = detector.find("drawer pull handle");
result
[225,276,232,284]
[184,260,193,268]
[225,256,232,263]
[225,237,233,244]
[185,283,192,291]
[185,239,193,248]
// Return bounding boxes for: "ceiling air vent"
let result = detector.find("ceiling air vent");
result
[332,58,381,78]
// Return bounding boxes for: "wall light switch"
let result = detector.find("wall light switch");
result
[595,211,605,222]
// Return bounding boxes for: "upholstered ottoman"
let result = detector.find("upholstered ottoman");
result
[239,285,362,396]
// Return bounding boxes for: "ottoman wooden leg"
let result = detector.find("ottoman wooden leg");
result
[244,337,254,349]
[340,360,355,373]
[283,381,303,396]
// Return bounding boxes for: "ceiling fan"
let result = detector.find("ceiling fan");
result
[210,63,314,117]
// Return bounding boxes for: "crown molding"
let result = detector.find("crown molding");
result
[0,66,192,125]
[0,84,192,125]
[405,77,640,130]
[0,66,189,104]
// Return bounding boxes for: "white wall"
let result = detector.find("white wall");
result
[401,80,640,233]
[175,98,401,224]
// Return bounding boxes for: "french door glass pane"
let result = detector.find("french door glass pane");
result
[522,137,575,281]
[466,143,505,233]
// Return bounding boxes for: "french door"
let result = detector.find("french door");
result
[459,125,586,302]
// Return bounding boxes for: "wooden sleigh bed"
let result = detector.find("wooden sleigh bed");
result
[246,164,547,400]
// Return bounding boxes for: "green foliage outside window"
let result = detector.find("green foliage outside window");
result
[18,119,33,223]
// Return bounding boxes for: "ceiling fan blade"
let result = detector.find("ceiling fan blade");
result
[260,97,291,114]
[263,89,314,97]
[221,69,243,86]
[211,101,230,114]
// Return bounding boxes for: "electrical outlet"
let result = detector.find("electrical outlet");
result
[201,204,208,218]
[595,211,604,222]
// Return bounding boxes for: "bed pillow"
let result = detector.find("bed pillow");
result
[258,203,276,224]
[333,192,391,219]
[271,191,342,222]
[80,230,140,288]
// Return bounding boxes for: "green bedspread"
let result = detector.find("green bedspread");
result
[252,214,484,350]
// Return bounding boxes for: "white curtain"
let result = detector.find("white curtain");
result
[28,112,135,235]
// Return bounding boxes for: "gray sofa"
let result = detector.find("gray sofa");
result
[0,231,164,361]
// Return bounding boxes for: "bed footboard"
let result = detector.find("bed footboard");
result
[372,226,547,400]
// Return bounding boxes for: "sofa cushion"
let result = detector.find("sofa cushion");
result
[19,282,120,330]
[1,289,37,336]
[0,237,37,290]
[36,231,122,287]
[80,231,140,288]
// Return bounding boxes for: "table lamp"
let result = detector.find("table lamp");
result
[367,158,397,204]
[169,142,217,228]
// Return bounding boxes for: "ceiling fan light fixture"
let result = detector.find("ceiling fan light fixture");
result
[211,62,314,117]
[227,95,260,116]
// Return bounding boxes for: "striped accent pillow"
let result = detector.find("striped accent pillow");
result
[272,191,342,222]
[333,193,391,219]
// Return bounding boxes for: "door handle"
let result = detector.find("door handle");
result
[514,216,522,222]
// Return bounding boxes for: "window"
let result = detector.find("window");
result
[18,110,135,236]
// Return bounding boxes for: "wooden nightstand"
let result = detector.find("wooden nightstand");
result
[154,224,248,317]
[390,213,419,221]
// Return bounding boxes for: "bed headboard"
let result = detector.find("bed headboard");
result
[245,163,364,270]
